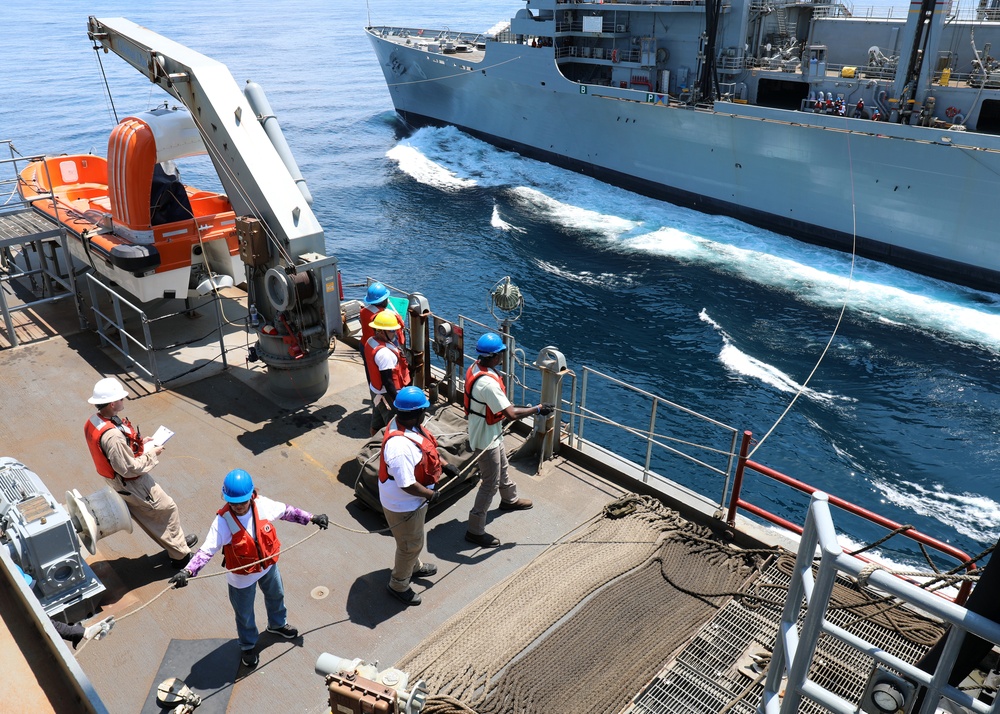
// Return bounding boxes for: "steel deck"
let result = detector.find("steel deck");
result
[0,285,634,713]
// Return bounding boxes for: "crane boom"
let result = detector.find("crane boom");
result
[87,16,340,401]
[87,16,322,255]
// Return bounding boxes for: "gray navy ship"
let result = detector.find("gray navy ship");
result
[367,0,1000,291]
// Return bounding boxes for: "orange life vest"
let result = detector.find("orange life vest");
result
[378,420,442,486]
[360,305,405,346]
[217,498,281,575]
[363,336,410,393]
[84,413,143,479]
[464,363,506,425]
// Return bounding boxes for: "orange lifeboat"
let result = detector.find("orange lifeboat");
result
[18,107,242,302]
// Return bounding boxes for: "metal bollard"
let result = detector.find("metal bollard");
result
[534,346,567,462]
[408,293,430,389]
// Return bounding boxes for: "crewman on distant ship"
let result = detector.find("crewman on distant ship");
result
[854,98,865,118]
[462,333,553,548]
[364,311,412,436]
[84,377,197,569]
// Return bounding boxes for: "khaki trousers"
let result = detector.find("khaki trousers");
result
[384,503,428,592]
[467,444,517,535]
[115,472,190,560]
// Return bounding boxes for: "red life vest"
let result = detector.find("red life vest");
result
[464,363,506,425]
[217,497,281,575]
[363,336,410,393]
[360,305,405,346]
[378,420,442,486]
[84,413,143,479]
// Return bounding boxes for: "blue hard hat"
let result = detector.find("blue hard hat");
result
[394,386,430,412]
[14,563,34,588]
[476,332,506,356]
[222,469,254,503]
[364,282,390,306]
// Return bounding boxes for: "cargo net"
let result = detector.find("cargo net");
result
[626,554,947,714]
[399,495,770,714]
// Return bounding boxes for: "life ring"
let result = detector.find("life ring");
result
[611,49,620,63]
[945,106,960,118]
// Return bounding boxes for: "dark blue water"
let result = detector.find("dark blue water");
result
[5,0,998,571]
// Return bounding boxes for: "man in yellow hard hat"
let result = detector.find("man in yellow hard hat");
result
[363,311,411,435]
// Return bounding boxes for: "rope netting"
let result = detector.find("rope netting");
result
[402,495,764,714]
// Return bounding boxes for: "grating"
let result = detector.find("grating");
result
[625,555,945,714]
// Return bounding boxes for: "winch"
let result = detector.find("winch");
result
[315,653,427,714]
[0,456,131,622]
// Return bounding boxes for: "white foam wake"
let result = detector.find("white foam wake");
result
[490,203,525,233]
[700,310,852,404]
[389,126,1000,353]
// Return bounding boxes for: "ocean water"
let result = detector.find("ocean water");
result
[4,0,998,570]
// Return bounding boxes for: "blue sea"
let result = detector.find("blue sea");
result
[4,0,998,571]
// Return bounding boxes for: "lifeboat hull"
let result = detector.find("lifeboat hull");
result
[17,108,245,303]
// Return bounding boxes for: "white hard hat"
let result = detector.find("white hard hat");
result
[88,377,129,404]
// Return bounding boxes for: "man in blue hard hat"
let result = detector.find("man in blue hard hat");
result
[463,333,553,548]
[359,282,405,345]
[377,386,444,606]
[168,469,329,670]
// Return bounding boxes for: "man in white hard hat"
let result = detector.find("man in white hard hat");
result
[84,377,197,569]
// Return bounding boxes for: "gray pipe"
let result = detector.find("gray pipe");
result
[243,80,313,205]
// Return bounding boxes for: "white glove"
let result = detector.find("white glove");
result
[83,616,115,641]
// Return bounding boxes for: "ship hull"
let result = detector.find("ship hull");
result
[369,31,1000,291]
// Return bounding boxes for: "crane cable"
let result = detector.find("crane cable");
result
[747,124,858,460]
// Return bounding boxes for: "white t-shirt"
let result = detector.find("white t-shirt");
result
[378,428,434,512]
[369,343,400,395]
[201,495,286,588]
[468,367,511,451]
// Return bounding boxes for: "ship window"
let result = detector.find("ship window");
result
[976,99,1000,134]
[59,160,79,184]
[756,78,809,111]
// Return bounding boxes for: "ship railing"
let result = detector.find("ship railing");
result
[0,143,85,348]
[569,365,742,493]
[373,26,491,46]
[367,283,977,609]
[85,273,160,385]
[557,0,709,6]
[763,491,1000,714]
[726,430,977,604]
[368,285,742,501]
[83,275,231,389]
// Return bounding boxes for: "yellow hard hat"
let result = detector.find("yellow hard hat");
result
[369,311,400,331]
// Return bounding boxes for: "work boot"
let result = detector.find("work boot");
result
[266,624,299,639]
[464,531,501,548]
[387,585,421,606]
[185,534,199,548]
[499,498,533,511]
[412,563,438,578]
[241,649,259,669]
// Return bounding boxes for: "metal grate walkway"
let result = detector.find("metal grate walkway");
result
[626,555,945,714]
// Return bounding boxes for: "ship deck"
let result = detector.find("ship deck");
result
[0,250,954,714]
[0,271,634,713]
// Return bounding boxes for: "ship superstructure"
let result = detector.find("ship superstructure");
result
[367,1,1000,290]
